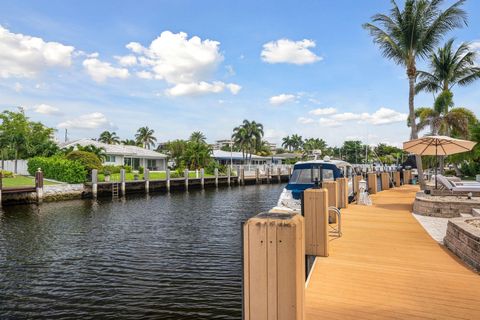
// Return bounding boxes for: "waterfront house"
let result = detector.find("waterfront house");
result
[212,150,287,165]
[60,139,168,171]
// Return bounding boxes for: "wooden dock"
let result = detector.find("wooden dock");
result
[305,185,480,320]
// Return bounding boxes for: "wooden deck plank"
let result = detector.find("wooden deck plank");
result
[305,185,480,320]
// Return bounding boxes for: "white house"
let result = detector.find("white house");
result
[60,139,168,171]
[212,150,287,165]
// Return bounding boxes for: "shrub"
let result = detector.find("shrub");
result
[102,165,121,175]
[122,165,132,173]
[28,156,87,183]
[0,170,14,178]
[66,151,102,172]
[138,166,144,174]
[205,161,226,175]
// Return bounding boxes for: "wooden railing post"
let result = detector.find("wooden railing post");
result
[243,212,305,320]
[367,172,377,194]
[394,171,401,187]
[337,177,348,209]
[304,188,329,257]
[381,172,390,191]
[144,168,150,193]
[184,169,189,191]
[35,168,44,203]
[277,167,281,183]
[91,169,98,199]
[214,168,219,187]
[322,181,338,223]
[166,169,171,192]
[354,175,362,204]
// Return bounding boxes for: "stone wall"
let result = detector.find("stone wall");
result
[413,193,480,218]
[444,217,480,271]
[43,184,87,201]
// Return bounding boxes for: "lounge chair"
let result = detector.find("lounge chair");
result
[436,174,480,192]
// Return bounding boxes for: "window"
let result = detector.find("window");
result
[105,155,116,162]
[322,169,334,181]
[124,158,132,166]
[290,169,313,184]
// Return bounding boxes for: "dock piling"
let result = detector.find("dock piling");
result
[304,188,329,257]
[255,168,260,183]
[184,169,189,190]
[337,177,348,209]
[367,172,377,194]
[394,171,401,187]
[35,168,44,203]
[266,167,270,184]
[144,169,150,193]
[277,167,281,183]
[200,168,205,189]
[227,166,231,186]
[214,168,219,187]
[120,169,126,196]
[322,181,338,223]
[91,169,98,199]
[0,172,2,207]
[166,169,171,192]
[243,212,305,320]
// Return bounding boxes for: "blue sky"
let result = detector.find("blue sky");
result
[0,0,479,147]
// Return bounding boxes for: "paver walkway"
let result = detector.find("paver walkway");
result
[305,185,480,320]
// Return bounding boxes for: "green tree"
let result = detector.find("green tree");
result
[189,131,207,144]
[363,0,468,189]
[135,126,157,149]
[76,144,107,161]
[303,138,327,155]
[163,139,187,168]
[182,141,212,170]
[98,131,120,144]
[231,120,264,162]
[290,134,303,151]
[121,139,140,146]
[416,39,480,95]
[282,136,293,152]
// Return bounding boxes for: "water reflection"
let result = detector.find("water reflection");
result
[0,184,284,319]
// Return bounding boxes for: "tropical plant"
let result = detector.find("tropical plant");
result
[290,134,303,151]
[163,139,188,168]
[135,126,157,149]
[256,140,273,156]
[282,136,293,151]
[363,0,468,188]
[28,156,87,183]
[189,131,207,144]
[98,131,120,144]
[66,151,103,172]
[182,141,212,170]
[122,139,140,146]
[231,120,264,162]
[76,144,107,161]
[303,138,327,155]
[416,39,480,95]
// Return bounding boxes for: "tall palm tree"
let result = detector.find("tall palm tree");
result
[363,0,468,189]
[232,126,249,161]
[76,144,107,161]
[98,131,120,144]
[303,138,327,155]
[232,120,264,163]
[189,131,207,144]
[135,126,157,149]
[290,134,303,151]
[415,90,477,173]
[121,139,140,146]
[416,39,480,95]
[282,136,292,152]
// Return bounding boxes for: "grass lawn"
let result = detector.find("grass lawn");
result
[2,175,58,188]
[98,171,215,182]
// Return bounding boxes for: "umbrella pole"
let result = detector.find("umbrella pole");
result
[435,143,438,190]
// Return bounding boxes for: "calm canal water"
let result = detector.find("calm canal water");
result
[0,184,285,319]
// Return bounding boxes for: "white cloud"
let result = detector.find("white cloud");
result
[165,81,241,97]
[82,58,130,82]
[125,31,240,96]
[309,107,337,116]
[13,82,23,92]
[297,117,315,124]
[318,117,341,127]
[269,93,296,105]
[330,107,407,125]
[115,54,137,66]
[261,39,321,65]
[58,112,115,129]
[32,104,61,115]
[0,25,74,78]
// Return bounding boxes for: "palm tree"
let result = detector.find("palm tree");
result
[282,136,293,152]
[135,126,157,149]
[416,39,480,95]
[182,141,212,170]
[290,134,303,151]
[121,139,140,146]
[415,90,477,173]
[363,0,468,189]
[232,126,249,161]
[98,131,120,144]
[76,144,107,161]
[303,138,327,155]
[189,131,207,144]
[231,120,264,163]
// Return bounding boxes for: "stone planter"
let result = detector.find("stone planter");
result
[413,192,480,218]
[444,217,480,271]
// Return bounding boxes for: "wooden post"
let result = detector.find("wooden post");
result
[200,168,205,189]
[91,169,98,199]
[288,166,292,176]
[243,212,305,320]
[354,175,362,204]
[322,181,338,223]
[214,168,219,187]
[277,167,281,183]
[166,169,171,192]
[35,168,44,203]
[266,167,270,184]
[184,169,189,190]
[241,166,245,185]
[120,169,126,196]
[303,188,329,257]
[337,177,348,209]
[0,172,3,207]
[405,169,412,184]
[227,166,231,186]
[255,167,260,184]
[394,171,401,187]
[381,172,390,191]
[144,168,150,193]
[367,172,377,194]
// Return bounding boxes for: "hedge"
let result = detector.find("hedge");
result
[28,156,87,183]
[66,151,102,171]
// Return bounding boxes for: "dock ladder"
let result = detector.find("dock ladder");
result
[112,183,120,198]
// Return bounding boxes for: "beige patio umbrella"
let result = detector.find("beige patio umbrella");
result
[403,135,477,188]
